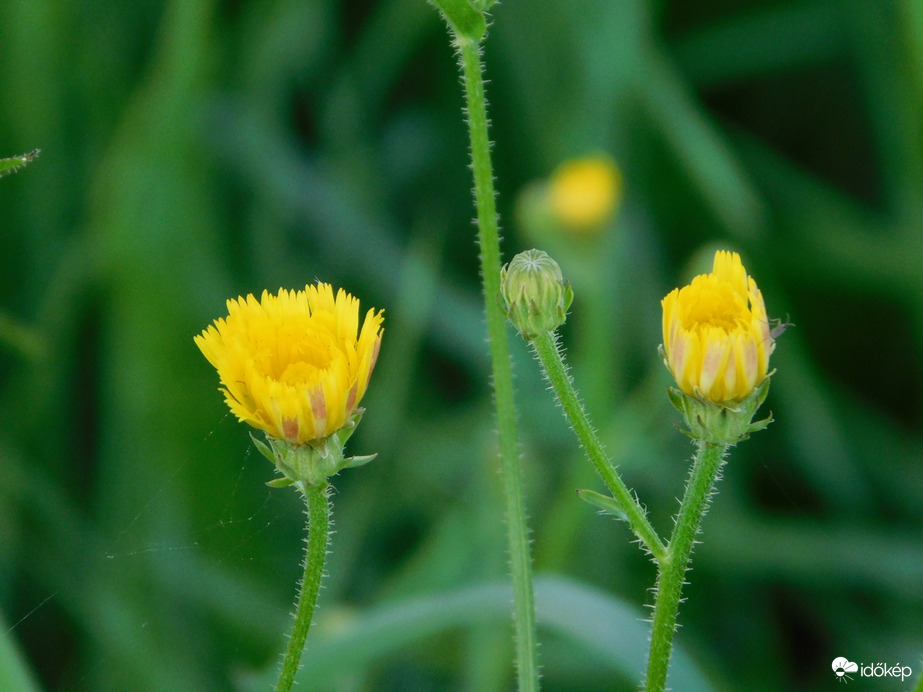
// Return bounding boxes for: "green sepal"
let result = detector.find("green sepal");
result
[429,0,487,42]
[341,453,377,470]
[666,386,686,416]
[667,373,774,445]
[265,477,295,488]
[744,414,773,435]
[250,432,275,463]
[577,489,628,521]
[332,408,364,447]
[0,150,40,178]
[250,409,377,487]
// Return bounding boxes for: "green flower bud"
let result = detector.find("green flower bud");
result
[501,249,573,340]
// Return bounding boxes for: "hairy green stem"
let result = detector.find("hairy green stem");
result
[274,483,331,692]
[644,440,727,692]
[531,331,667,561]
[457,36,539,692]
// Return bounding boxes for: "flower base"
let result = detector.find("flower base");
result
[251,409,376,488]
[666,375,773,445]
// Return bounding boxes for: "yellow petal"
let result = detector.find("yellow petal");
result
[661,251,773,403]
[195,283,383,443]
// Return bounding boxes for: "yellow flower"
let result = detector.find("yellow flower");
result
[548,156,622,234]
[662,251,773,404]
[195,284,383,445]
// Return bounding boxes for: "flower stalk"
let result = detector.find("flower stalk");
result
[275,482,331,692]
[530,331,667,561]
[644,440,727,692]
[427,3,540,685]
[456,37,540,692]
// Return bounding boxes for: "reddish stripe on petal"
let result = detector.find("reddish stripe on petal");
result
[311,389,327,427]
[346,382,358,412]
[282,417,299,442]
[368,338,381,381]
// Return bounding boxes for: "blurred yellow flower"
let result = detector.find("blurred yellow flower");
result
[662,251,773,403]
[195,284,383,445]
[548,156,622,233]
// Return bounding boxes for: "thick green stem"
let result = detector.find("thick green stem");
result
[274,483,331,692]
[531,331,667,562]
[457,37,539,692]
[644,441,727,692]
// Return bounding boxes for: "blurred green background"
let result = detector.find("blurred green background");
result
[1,0,921,690]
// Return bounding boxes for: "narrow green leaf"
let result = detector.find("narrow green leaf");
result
[0,150,40,178]
[577,489,628,521]
[0,615,42,692]
[265,477,295,488]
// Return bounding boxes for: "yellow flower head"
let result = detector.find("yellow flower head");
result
[195,284,383,445]
[548,156,623,234]
[662,251,773,404]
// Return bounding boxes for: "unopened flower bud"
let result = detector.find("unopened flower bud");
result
[501,249,573,339]
[662,250,773,403]
[661,250,778,443]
